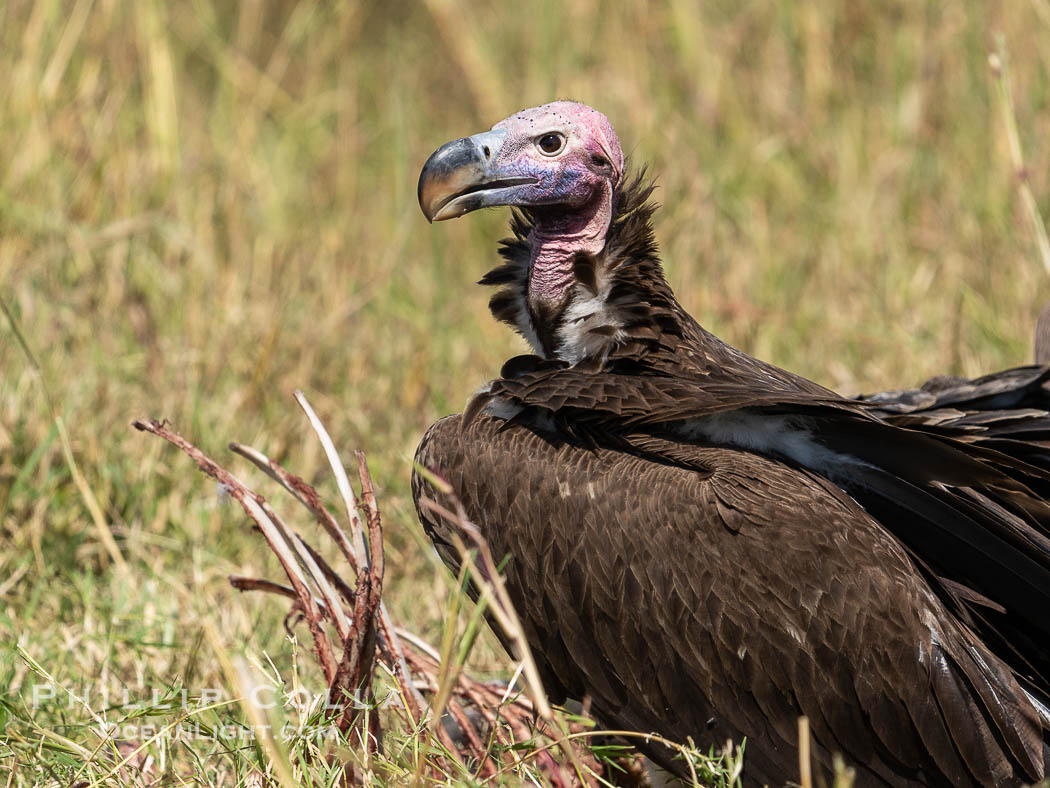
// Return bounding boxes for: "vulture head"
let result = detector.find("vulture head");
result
[418,102,651,347]
[418,101,667,361]
[418,101,623,223]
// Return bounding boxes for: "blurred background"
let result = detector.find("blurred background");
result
[2,0,1049,782]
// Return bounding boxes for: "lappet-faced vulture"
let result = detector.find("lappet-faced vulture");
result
[413,101,1050,786]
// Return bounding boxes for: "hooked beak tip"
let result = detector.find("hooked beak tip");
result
[418,129,513,222]
[418,136,486,222]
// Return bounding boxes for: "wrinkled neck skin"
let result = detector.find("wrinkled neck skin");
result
[527,182,613,306]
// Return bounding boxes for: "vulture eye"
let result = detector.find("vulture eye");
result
[537,133,565,156]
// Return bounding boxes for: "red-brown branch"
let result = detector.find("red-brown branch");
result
[132,419,337,683]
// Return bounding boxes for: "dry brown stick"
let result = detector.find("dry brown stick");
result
[357,454,386,693]
[329,462,384,685]
[297,539,357,607]
[329,565,374,732]
[376,614,427,726]
[230,433,377,761]
[229,576,301,603]
[396,621,533,773]
[455,681,509,742]
[288,532,351,643]
[229,580,323,641]
[293,394,416,753]
[355,452,384,600]
[406,647,545,782]
[398,646,437,676]
[132,419,338,684]
[230,439,426,728]
[229,575,296,597]
[327,453,386,745]
[140,418,523,779]
[468,672,529,710]
[455,678,525,768]
[387,619,546,779]
[143,416,551,779]
[348,454,431,745]
[221,469,353,653]
[229,442,360,576]
[401,639,498,774]
[246,486,353,647]
[393,628,442,662]
[352,456,385,755]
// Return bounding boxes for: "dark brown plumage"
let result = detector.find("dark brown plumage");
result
[413,102,1050,786]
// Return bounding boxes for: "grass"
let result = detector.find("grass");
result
[1,0,1049,784]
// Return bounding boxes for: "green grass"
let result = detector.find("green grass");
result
[1,0,1049,784]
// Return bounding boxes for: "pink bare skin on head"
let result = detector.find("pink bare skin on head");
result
[489,102,624,305]
[417,100,625,306]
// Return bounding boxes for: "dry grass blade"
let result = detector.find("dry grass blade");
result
[416,493,615,786]
[990,37,1050,278]
[293,389,370,570]
[3,296,128,573]
[798,716,812,788]
[416,495,553,720]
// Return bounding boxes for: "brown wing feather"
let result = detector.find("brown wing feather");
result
[477,365,1050,666]
[860,366,1050,467]
[414,414,1049,786]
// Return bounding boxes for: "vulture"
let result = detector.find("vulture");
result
[412,101,1050,786]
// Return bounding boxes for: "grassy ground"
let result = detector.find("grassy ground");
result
[2,1,1049,784]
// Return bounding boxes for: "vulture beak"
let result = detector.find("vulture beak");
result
[418,128,536,222]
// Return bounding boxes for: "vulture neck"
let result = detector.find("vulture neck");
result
[527,184,613,308]
[483,171,664,363]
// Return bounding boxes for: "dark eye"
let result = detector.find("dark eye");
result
[537,133,565,155]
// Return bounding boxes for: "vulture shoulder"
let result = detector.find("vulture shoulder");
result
[414,413,1050,787]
